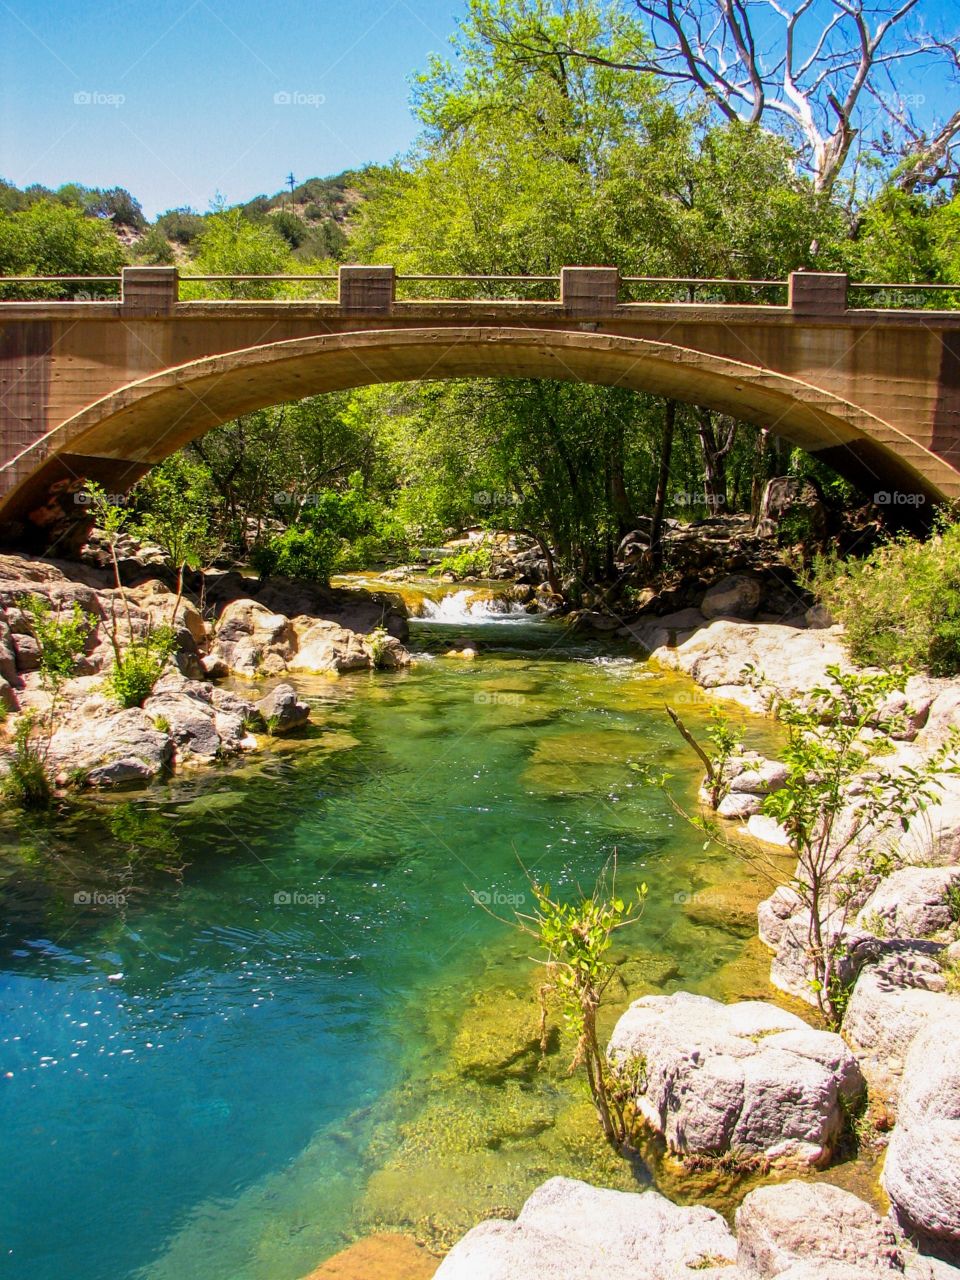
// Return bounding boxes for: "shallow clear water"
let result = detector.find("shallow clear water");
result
[0,610,785,1280]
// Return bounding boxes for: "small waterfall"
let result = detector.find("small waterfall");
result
[418,589,529,623]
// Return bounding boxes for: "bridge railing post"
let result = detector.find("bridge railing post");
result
[560,266,620,317]
[338,265,395,314]
[121,266,178,314]
[789,271,848,316]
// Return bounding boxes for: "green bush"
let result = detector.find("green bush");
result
[255,474,410,582]
[108,628,178,708]
[431,544,494,580]
[2,715,52,809]
[805,518,960,674]
[251,525,340,584]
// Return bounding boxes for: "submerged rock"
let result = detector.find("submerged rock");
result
[300,1233,438,1279]
[607,992,863,1166]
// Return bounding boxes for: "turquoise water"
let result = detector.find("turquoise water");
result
[0,613,782,1280]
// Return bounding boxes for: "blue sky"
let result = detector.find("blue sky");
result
[0,0,461,217]
[1,0,957,219]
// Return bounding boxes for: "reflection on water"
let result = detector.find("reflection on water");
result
[0,610,791,1280]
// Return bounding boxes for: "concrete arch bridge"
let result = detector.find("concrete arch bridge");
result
[1,264,959,546]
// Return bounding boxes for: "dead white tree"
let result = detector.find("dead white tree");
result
[474,0,960,194]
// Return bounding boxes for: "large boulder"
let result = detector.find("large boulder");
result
[433,1176,737,1280]
[47,704,173,786]
[735,1180,938,1278]
[701,574,762,621]
[209,598,296,677]
[884,1011,960,1260]
[607,992,863,1166]
[842,946,958,1105]
[287,618,372,673]
[857,867,960,940]
[630,618,849,715]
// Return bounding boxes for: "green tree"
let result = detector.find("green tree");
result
[0,199,125,297]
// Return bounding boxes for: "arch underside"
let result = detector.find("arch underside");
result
[1,326,949,534]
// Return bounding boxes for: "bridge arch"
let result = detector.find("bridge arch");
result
[0,325,946,537]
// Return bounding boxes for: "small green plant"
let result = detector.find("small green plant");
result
[84,483,184,707]
[107,627,177,709]
[19,595,92,696]
[152,715,171,734]
[4,596,93,809]
[941,954,960,994]
[947,881,960,924]
[760,666,959,1025]
[367,625,391,669]
[2,713,53,809]
[859,909,889,939]
[478,861,647,1151]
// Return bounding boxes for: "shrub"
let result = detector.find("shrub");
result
[478,862,647,1151]
[251,525,339,584]
[3,714,52,809]
[108,627,177,708]
[367,625,390,669]
[432,544,494,579]
[804,518,960,674]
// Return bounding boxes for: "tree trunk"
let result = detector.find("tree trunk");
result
[696,408,735,514]
[650,399,676,570]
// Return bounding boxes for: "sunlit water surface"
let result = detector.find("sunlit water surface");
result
[0,598,786,1280]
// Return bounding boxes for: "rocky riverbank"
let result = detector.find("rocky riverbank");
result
[0,553,411,789]
[425,583,960,1277]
